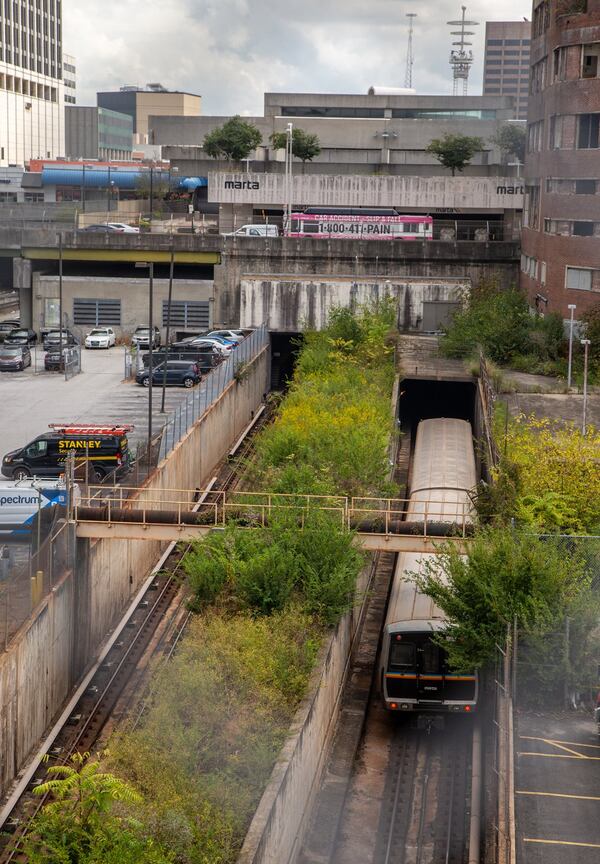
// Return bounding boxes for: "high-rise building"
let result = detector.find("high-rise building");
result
[63,53,76,105]
[65,106,133,160]
[483,21,531,120]
[0,0,65,166]
[521,0,600,318]
[97,84,201,146]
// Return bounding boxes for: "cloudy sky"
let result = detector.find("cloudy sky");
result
[65,0,531,115]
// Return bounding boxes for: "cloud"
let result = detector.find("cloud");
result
[65,0,531,115]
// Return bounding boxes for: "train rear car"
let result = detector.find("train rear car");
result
[381,418,478,714]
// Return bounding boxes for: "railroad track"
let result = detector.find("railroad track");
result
[375,718,472,864]
[0,397,275,861]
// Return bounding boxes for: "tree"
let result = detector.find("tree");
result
[270,128,321,164]
[426,133,484,176]
[134,172,169,203]
[203,115,262,161]
[414,528,590,672]
[22,751,170,864]
[491,123,526,163]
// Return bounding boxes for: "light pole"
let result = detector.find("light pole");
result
[136,262,155,468]
[581,338,590,435]
[161,245,175,414]
[567,303,576,389]
[284,122,293,233]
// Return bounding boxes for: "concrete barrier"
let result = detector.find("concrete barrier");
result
[0,345,270,801]
[237,559,374,864]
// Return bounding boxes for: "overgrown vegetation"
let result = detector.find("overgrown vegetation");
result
[440,281,564,366]
[203,115,262,161]
[481,412,600,535]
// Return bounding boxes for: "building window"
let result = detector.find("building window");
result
[578,113,600,148]
[524,185,540,229]
[565,267,593,292]
[162,300,210,330]
[73,298,122,326]
[573,220,595,236]
[531,57,547,93]
[553,46,568,81]
[0,192,18,202]
[581,43,600,78]
[24,192,44,203]
[527,120,544,152]
[575,178,597,193]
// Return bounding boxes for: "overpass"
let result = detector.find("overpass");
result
[0,226,520,333]
[71,486,473,553]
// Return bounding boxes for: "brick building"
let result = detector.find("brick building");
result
[521,0,600,318]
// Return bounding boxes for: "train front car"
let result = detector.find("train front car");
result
[381,419,478,715]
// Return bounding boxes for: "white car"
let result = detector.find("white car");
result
[186,336,232,357]
[84,327,116,349]
[207,329,245,344]
[106,222,140,234]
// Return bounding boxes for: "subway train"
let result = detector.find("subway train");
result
[380,418,478,714]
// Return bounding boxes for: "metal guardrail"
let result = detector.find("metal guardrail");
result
[74,488,474,540]
[157,324,269,461]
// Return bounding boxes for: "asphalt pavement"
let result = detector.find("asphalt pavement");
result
[515,711,600,863]
[0,345,204,461]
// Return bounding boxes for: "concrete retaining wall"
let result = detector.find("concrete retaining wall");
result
[238,559,374,864]
[0,345,270,801]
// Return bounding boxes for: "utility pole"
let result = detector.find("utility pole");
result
[161,246,175,413]
[567,304,576,389]
[581,338,590,435]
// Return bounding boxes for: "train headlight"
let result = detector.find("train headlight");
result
[390,702,398,710]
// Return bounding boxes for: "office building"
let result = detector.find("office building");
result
[521,0,600,317]
[153,91,519,177]
[97,84,201,145]
[0,0,65,166]
[483,21,531,120]
[65,106,133,161]
[63,53,76,105]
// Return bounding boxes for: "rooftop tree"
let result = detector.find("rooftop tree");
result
[426,133,484,176]
[491,123,526,164]
[270,128,321,169]
[203,115,263,161]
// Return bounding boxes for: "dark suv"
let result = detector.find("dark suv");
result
[142,343,221,373]
[136,360,201,388]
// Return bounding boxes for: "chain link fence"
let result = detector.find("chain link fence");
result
[0,518,75,650]
[158,324,269,461]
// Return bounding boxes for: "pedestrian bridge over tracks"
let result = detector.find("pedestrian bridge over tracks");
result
[72,486,473,553]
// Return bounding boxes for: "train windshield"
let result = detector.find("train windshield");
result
[390,642,416,668]
[422,642,441,674]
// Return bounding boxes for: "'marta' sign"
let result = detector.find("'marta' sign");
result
[224,180,260,190]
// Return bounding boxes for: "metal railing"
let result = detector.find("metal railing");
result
[157,324,269,462]
[74,487,474,539]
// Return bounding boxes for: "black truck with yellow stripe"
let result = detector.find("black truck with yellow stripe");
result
[2,424,133,482]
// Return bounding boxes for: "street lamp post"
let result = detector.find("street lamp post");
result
[136,262,155,468]
[284,122,293,233]
[161,246,175,414]
[581,338,591,435]
[149,167,154,224]
[567,303,577,389]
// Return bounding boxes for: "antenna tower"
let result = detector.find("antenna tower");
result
[447,5,479,95]
[404,13,417,89]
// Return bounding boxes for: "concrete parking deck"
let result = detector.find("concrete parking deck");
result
[515,712,600,864]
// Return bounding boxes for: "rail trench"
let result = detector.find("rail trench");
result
[299,414,476,864]
[0,402,273,863]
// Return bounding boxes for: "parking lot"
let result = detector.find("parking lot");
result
[516,712,600,863]
[0,345,206,464]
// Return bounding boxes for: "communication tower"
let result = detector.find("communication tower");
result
[404,13,417,90]
[447,6,479,95]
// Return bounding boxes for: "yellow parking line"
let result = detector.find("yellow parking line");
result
[524,839,600,848]
[522,736,600,750]
[519,752,600,760]
[517,790,600,801]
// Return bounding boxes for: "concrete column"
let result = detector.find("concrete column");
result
[13,258,33,327]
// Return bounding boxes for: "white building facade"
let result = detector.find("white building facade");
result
[0,0,65,166]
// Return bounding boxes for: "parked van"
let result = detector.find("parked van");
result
[0,478,70,538]
[223,224,279,237]
[1,424,133,482]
